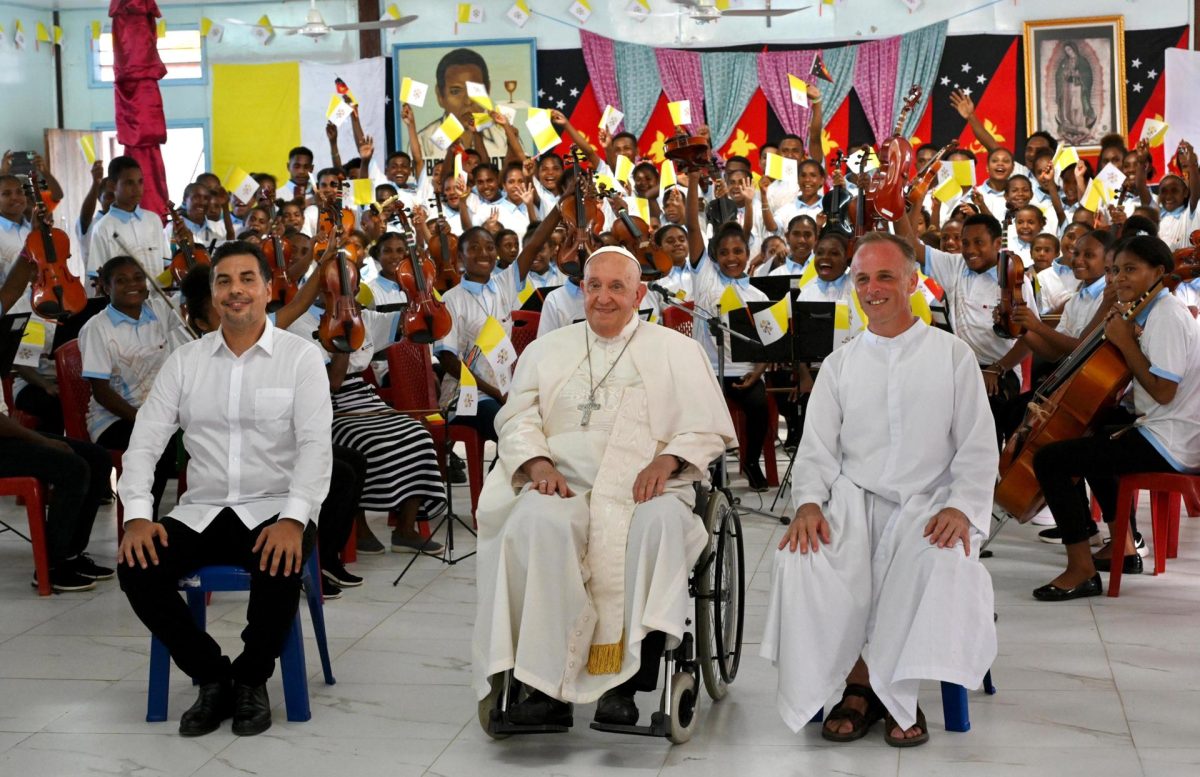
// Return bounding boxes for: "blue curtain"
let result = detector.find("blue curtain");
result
[818,44,859,128]
[701,52,760,151]
[894,21,949,139]
[614,41,662,138]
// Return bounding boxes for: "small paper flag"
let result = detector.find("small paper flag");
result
[156,19,167,38]
[949,159,976,187]
[507,1,531,28]
[668,100,692,127]
[472,112,495,131]
[224,166,260,205]
[526,108,561,156]
[718,284,745,315]
[932,175,963,204]
[326,94,354,127]
[13,20,25,50]
[251,15,273,44]
[496,104,517,124]
[846,147,881,174]
[1140,119,1169,148]
[79,136,97,166]
[788,74,808,107]
[630,196,651,223]
[90,20,101,40]
[35,21,50,43]
[810,50,833,82]
[399,76,428,107]
[627,0,651,21]
[351,178,375,207]
[753,297,790,345]
[568,0,593,23]
[764,152,798,184]
[53,25,62,45]
[456,364,479,417]
[599,104,624,134]
[385,4,403,20]
[1052,144,1080,173]
[200,17,213,37]
[1081,177,1112,211]
[660,159,678,190]
[594,172,617,195]
[453,152,467,186]
[474,316,517,393]
[466,80,492,112]
[517,277,537,305]
[457,3,484,23]
[1096,162,1127,194]
[614,154,634,184]
[430,113,465,152]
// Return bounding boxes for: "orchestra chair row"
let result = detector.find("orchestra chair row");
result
[662,305,779,487]
[1107,472,1200,597]
[146,551,335,723]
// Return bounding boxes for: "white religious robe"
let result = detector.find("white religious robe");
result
[761,320,998,732]
[473,316,735,704]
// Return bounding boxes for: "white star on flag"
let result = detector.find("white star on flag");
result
[538,88,545,97]
[961,62,972,73]
[1131,58,1142,68]
[976,74,987,84]
[569,87,579,97]
[940,76,950,86]
[1148,69,1158,79]
[556,100,566,109]
[962,87,972,96]
[1132,83,1143,93]
[555,76,565,86]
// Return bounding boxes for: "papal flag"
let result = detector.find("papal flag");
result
[752,298,790,345]
[474,316,518,393]
[456,364,479,417]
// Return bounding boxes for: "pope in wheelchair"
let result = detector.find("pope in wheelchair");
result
[473,247,737,739]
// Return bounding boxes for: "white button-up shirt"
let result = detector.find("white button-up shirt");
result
[87,206,171,279]
[0,215,32,277]
[117,323,333,530]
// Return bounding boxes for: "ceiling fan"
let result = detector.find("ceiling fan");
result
[227,0,417,41]
[667,0,810,26]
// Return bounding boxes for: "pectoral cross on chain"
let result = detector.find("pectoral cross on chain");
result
[578,397,601,427]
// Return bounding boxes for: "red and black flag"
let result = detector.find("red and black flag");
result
[535,47,602,158]
[1124,25,1187,182]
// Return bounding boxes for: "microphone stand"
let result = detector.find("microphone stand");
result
[649,283,789,526]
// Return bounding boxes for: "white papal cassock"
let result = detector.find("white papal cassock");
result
[473,315,735,704]
[761,320,999,732]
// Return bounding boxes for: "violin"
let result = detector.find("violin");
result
[867,85,922,222]
[558,147,604,270]
[906,140,958,211]
[664,129,723,185]
[166,203,211,286]
[20,175,86,319]
[599,188,673,279]
[316,192,366,353]
[260,218,297,313]
[393,205,452,344]
[993,209,1027,339]
[313,181,356,259]
[427,194,461,291]
[850,145,879,237]
[820,150,853,240]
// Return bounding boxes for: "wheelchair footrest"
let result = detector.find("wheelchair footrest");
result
[489,709,572,736]
[590,711,670,738]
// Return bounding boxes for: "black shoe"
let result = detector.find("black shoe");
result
[1092,553,1144,574]
[1032,573,1103,601]
[68,552,115,581]
[322,560,363,588]
[321,577,343,600]
[1038,526,1101,545]
[231,683,272,736]
[507,689,573,726]
[594,688,639,726]
[449,452,468,484]
[743,464,768,492]
[179,681,233,736]
[32,567,96,593]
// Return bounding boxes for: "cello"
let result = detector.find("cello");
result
[20,175,86,318]
[994,264,1200,523]
[393,205,452,344]
[867,85,922,222]
[166,202,211,285]
[993,209,1028,339]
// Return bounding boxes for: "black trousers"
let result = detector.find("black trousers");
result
[986,369,1021,448]
[722,376,767,470]
[118,509,316,687]
[767,369,801,443]
[1033,415,1173,546]
[0,434,111,564]
[320,445,366,567]
[615,631,667,694]
[97,420,176,521]
[14,384,65,436]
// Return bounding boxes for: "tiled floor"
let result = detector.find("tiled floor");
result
[1,464,1199,776]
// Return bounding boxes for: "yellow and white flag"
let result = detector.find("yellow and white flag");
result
[718,284,745,315]
[466,80,492,111]
[399,76,428,107]
[1140,118,1169,148]
[385,4,404,20]
[630,196,651,223]
[600,104,624,134]
[456,364,479,417]
[472,111,495,131]
[517,277,537,306]
[763,152,798,184]
[1081,177,1113,212]
[430,113,465,152]
[526,108,561,155]
[326,94,354,127]
[668,100,692,127]
[157,19,168,38]
[568,0,593,23]
[251,15,273,44]
[627,0,651,21]
[1052,143,1080,173]
[13,20,25,50]
[788,74,808,107]
[614,154,634,184]
[752,297,790,345]
[453,152,468,186]
[79,135,97,166]
[660,159,678,191]
[90,20,102,41]
[932,175,962,204]
[35,21,50,43]
[507,1,531,28]
[475,316,518,393]
[224,166,260,205]
[949,159,976,187]
[53,25,63,45]
[351,178,375,207]
[457,3,484,23]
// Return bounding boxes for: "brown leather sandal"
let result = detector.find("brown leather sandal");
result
[820,683,886,742]
[884,706,929,747]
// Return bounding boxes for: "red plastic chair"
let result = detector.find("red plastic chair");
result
[0,478,51,595]
[510,310,540,356]
[1,376,39,430]
[1108,472,1200,597]
[385,341,484,521]
[662,304,695,337]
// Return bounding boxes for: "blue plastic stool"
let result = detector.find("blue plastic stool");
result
[146,551,335,723]
[810,671,996,732]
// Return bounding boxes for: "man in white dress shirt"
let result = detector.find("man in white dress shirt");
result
[117,240,333,738]
[761,233,998,747]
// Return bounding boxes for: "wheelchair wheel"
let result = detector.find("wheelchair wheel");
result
[667,671,697,744]
[695,489,745,700]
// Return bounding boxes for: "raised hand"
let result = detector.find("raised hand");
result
[401,103,416,126]
[949,89,976,119]
[325,121,338,143]
[550,108,568,126]
[358,134,375,160]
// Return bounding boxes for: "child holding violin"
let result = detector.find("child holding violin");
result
[1031,235,1200,599]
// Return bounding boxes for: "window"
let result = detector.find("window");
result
[99,124,208,205]
[91,28,205,85]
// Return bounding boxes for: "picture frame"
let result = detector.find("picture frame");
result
[1023,16,1126,154]
[392,38,538,176]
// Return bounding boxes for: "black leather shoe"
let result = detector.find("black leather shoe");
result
[231,683,272,736]
[507,689,573,726]
[1032,573,1103,602]
[743,465,769,493]
[1092,553,1143,574]
[179,681,233,737]
[594,688,639,726]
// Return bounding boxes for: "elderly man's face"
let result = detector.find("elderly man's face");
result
[851,240,919,336]
[583,252,640,338]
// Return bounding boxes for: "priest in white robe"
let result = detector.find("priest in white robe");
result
[761,232,998,747]
[473,246,735,728]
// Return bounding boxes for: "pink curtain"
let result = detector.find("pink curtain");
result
[580,30,622,132]
[110,0,168,221]
[853,37,902,144]
[655,49,705,130]
[756,49,817,137]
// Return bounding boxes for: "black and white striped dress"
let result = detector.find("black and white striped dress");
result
[290,308,446,517]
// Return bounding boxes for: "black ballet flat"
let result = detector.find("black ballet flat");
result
[1092,554,1143,574]
[1032,573,1103,602]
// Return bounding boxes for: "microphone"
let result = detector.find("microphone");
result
[647,282,672,299]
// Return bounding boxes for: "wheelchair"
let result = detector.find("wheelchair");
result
[478,478,746,744]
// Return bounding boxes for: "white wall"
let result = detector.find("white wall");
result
[0,2,59,154]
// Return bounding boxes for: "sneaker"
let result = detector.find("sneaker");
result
[1029,512,1057,527]
[1038,526,1102,545]
[355,524,386,555]
[322,560,363,588]
[68,552,115,581]
[33,567,97,593]
[390,531,444,555]
[1099,533,1148,557]
[321,577,343,600]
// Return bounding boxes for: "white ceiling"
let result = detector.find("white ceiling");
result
[41,0,320,9]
